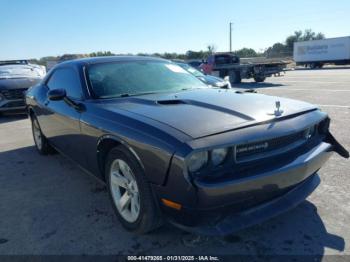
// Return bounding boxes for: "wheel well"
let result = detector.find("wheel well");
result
[97,138,122,181]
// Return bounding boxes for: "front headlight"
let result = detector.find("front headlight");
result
[304,125,316,139]
[318,118,330,134]
[187,151,208,173]
[211,148,228,166]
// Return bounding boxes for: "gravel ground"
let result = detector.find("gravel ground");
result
[0,67,349,259]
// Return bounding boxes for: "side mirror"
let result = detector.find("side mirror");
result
[48,89,66,101]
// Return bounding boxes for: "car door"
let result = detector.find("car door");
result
[40,66,85,164]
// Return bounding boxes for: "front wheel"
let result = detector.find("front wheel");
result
[31,116,54,155]
[229,70,242,84]
[106,146,162,234]
[254,76,266,82]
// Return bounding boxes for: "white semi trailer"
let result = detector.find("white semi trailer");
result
[294,36,350,68]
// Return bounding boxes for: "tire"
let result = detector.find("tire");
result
[310,63,318,69]
[31,115,54,155]
[229,70,241,84]
[254,76,266,83]
[105,146,162,234]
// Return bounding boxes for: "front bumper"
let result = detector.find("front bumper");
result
[0,94,26,112]
[159,141,335,235]
[0,100,26,111]
[171,173,320,236]
[194,142,332,209]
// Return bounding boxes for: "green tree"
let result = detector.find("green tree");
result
[285,30,303,52]
[265,43,288,58]
[185,50,206,60]
[89,51,115,57]
[234,48,258,58]
[266,29,325,58]
[206,44,216,55]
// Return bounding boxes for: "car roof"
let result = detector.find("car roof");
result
[57,56,168,68]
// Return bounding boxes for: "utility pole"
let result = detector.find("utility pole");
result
[229,22,233,52]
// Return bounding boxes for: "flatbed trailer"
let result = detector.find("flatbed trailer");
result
[200,53,288,84]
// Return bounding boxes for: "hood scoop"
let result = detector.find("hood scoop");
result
[155,99,254,121]
[157,99,186,105]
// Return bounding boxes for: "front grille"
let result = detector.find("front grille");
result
[0,89,26,100]
[3,101,26,108]
[235,130,307,163]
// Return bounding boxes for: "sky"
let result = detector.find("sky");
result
[1,0,350,60]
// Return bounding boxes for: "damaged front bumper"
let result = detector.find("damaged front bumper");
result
[169,132,348,236]
[325,131,349,158]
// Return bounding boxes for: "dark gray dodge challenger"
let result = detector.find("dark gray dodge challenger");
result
[25,56,349,235]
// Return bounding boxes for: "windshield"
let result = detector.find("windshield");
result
[177,63,205,78]
[0,65,42,79]
[88,61,208,98]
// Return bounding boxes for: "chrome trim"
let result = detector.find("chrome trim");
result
[82,65,92,98]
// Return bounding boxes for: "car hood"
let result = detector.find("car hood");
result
[101,89,317,139]
[0,77,41,90]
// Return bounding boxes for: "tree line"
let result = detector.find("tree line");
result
[30,29,325,65]
[265,29,325,58]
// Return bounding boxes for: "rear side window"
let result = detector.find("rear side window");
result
[47,67,82,99]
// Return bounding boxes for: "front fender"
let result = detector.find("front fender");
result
[96,134,146,173]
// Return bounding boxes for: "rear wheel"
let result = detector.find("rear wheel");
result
[310,63,323,69]
[31,115,53,155]
[106,146,162,234]
[229,70,242,84]
[254,76,266,82]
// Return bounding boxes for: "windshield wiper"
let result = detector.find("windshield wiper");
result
[235,89,257,93]
[180,87,204,91]
[118,91,159,98]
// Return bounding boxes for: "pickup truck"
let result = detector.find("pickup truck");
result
[200,53,288,84]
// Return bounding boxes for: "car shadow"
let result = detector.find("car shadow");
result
[0,145,345,257]
[153,201,345,258]
[232,82,285,89]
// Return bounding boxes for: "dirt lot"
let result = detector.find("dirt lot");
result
[0,67,349,258]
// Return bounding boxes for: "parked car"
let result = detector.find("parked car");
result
[0,60,44,113]
[187,60,203,69]
[26,56,348,235]
[176,62,231,88]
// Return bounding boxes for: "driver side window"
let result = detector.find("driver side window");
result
[47,67,83,100]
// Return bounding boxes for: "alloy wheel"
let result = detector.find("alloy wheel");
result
[109,159,140,223]
[32,119,42,150]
